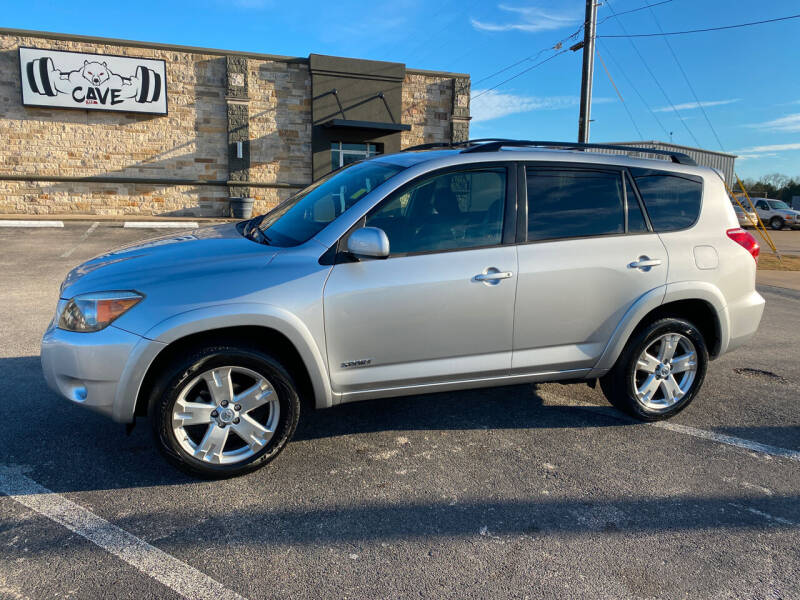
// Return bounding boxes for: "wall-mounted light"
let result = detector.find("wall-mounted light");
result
[235,141,243,159]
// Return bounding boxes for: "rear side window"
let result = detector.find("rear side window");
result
[631,169,703,232]
[526,169,624,241]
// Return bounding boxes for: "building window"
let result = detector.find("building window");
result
[331,142,380,171]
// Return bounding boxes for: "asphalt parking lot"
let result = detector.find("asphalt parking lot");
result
[1,222,799,599]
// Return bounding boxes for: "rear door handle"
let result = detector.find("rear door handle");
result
[473,268,514,284]
[628,256,663,270]
[474,271,513,281]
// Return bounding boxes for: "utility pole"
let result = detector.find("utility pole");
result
[577,0,598,143]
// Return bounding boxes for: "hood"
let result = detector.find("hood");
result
[61,223,277,297]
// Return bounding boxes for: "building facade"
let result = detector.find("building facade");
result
[0,28,471,217]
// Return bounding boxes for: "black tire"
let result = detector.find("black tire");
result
[770,216,784,230]
[600,318,708,421]
[148,344,300,478]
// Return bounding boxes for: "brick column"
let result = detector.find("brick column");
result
[226,56,250,198]
[451,76,471,143]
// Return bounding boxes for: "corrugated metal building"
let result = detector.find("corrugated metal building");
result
[604,141,736,183]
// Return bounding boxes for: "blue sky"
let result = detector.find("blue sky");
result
[6,0,800,179]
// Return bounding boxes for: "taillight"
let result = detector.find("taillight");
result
[726,228,759,262]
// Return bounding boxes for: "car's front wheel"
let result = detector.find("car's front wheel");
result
[769,216,784,230]
[600,318,708,421]
[149,344,300,478]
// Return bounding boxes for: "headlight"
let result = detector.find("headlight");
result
[58,291,143,332]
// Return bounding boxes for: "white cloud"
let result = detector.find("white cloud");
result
[471,5,578,33]
[749,113,800,133]
[733,143,800,155]
[653,99,739,113]
[470,90,612,123]
[736,153,778,161]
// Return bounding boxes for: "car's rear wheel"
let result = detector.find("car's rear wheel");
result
[770,216,784,230]
[600,318,708,421]
[149,345,300,478]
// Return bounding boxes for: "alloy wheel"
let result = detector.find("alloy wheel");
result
[171,365,280,464]
[632,333,698,411]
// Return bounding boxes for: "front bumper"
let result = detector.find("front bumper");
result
[41,323,164,423]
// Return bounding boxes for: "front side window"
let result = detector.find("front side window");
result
[632,169,703,232]
[526,169,624,241]
[768,200,790,210]
[365,168,507,254]
[331,142,380,171]
[257,160,405,246]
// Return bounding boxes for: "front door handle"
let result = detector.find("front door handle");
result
[474,268,514,284]
[628,256,663,271]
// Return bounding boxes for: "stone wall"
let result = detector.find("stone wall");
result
[401,72,471,148]
[0,31,469,216]
[0,33,230,215]
[248,60,312,215]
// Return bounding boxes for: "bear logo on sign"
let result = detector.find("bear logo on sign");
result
[26,57,162,106]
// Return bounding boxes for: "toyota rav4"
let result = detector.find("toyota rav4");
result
[41,140,766,477]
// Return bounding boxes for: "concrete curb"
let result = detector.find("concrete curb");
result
[0,220,64,227]
[0,214,236,223]
[123,221,200,229]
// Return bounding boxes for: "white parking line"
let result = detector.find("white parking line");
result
[0,466,247,600]
[728,503,798,526]
[60,221,100,258]
[651,421,800,462]
[0,220,64,227]
[538,390,800,463]
[123,221,198,229]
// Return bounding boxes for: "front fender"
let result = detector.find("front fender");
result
[115,302,333,422]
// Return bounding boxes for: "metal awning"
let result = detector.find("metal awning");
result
[320,118,410,132]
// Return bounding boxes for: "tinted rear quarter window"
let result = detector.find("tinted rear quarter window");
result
[526,169,624,241]
[632,169,703,232]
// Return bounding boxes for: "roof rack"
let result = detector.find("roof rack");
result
[400,138,516,153]
[460,139,697,166]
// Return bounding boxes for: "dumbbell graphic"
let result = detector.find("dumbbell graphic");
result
[26,57,162,104]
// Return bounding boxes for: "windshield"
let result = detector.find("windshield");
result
[768,200,790,210]
[256,161,406,246]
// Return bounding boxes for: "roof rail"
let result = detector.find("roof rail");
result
[401,138,515,153]
[461,139,697,166]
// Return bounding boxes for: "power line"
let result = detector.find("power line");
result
[604,0,701,146]
[596,0,675,26]
[470,0,676,94]
[596,49,645,138]
[597,39,671,137]
[598,13,800,37]
[472,23,585,87]
[642,0,727,151]
[471,49,570,102]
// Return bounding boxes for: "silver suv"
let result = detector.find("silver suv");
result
[41,140,766,478]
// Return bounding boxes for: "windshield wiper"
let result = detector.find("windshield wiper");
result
[243,219,271,244]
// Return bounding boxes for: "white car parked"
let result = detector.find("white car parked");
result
[751,198,800,230]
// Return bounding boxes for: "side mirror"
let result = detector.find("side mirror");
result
[347,227,390,259]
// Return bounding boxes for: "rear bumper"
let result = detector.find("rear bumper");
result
[41,323,165,423]
[724,290,765,354]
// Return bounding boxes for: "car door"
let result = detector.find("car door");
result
[323,163,518,397]
[754,199,771,220]
[511,164,668,374]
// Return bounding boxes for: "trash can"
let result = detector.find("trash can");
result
[229,197,254,219]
